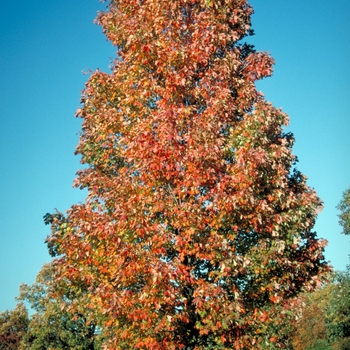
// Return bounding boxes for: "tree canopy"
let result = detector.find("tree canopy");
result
[17,263,103,350]
[290,186,350,350]
[46,0,329,348]
[337,187,350,236]
[0,303,28,350]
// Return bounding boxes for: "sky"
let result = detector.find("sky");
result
[0,1,349,312]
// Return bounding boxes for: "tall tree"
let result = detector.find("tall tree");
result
[46,0,329,348]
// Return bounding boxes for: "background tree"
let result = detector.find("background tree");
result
[290,187,350,350]
[337,187,350,236]
[326,268,350,349]
[291,283,333,350]
[17,262,103,350]
[290,269,350,350]
[0,303,28,350]
[46,0,329,348]
[328,186,350,349]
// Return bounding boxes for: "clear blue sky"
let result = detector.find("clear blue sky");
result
[0,1,349,312]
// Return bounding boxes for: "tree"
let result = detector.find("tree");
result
[46,0,329,348]
[291,283,333,350]
[290,187,350,350]
[328,186,350,349]
[326,268,350,349]
[337,187,350,236]
[290,269,350,350]
[17,263,103,350]
[0,303,29,350]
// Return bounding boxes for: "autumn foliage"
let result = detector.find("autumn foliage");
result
[0,304,28,350]
[46,0,329,348]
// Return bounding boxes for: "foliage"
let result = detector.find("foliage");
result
[306,339,332,350]
[291,283,333,350]
[0,303,29,350]
[337,187,350,236]
[46,0,329,348]
[290,267,350,350]
[326,268,350,349]
[17,263,103,350]
[326,186,350,348]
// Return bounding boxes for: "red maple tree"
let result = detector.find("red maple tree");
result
[46,0,329,348]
